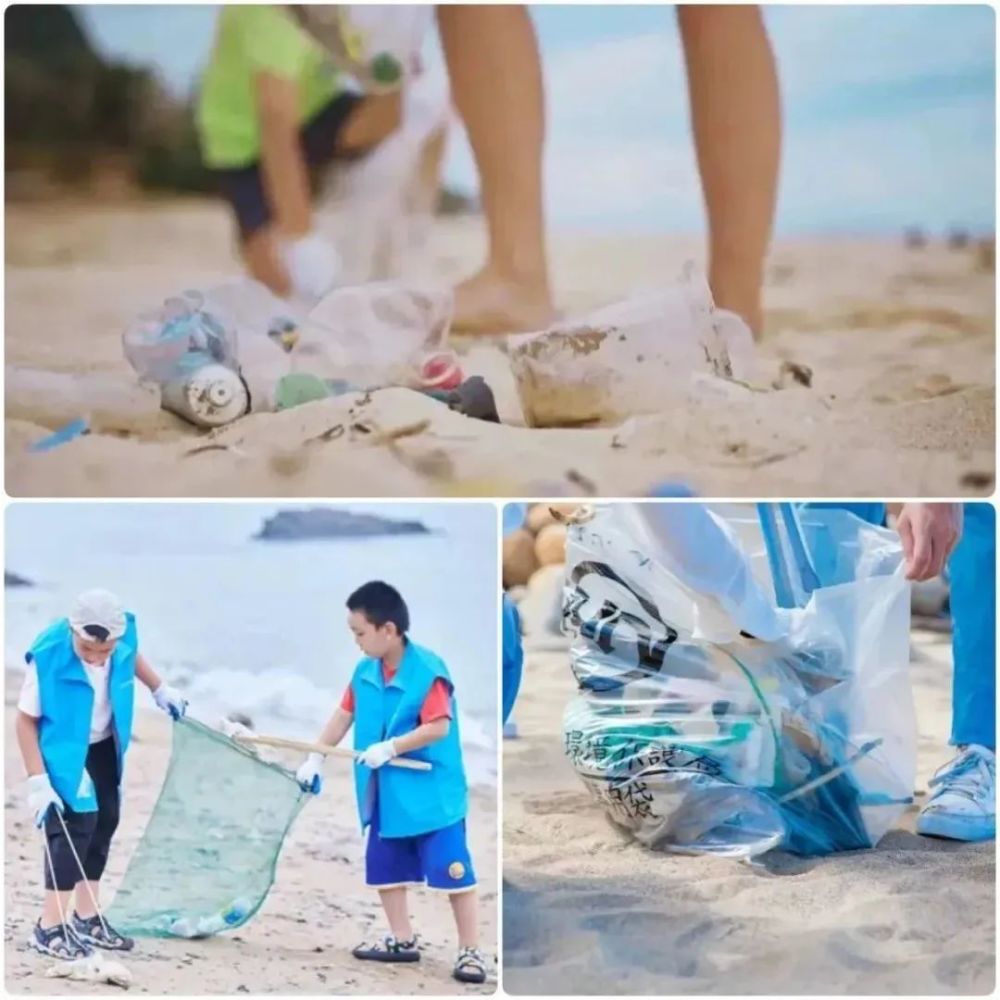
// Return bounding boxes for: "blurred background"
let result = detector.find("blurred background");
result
[6,3,994,235]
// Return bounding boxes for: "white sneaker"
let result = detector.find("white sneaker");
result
[917,744,995,842]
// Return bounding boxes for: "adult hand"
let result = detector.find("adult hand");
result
[896,503,963,581]
[26,773,63,828]
[358,739,398,769]
[295,752,324,794]
[280,233,341,303]
[153,683,188,721]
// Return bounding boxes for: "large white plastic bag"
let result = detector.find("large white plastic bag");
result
[561,503,916,859]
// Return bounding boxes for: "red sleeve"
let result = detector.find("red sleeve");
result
[419,678,453,724]
[340,685,355,714]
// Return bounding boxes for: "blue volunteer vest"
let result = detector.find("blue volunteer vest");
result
[27,615,138,813]
[351,640,468,838]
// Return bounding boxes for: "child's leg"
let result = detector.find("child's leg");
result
[41,808,97,928]
[377,886,415,942]
[449,888,479,949]
[75,740,121,919]
[336,91,402,156]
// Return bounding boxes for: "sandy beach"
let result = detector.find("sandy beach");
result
[4,689,498,996]
[5,200,995,498]
[502,603,995,994]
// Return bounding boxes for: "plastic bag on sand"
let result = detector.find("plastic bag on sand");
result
[508,267,755,428]
[312,7,449,284]
[561,504,916,858]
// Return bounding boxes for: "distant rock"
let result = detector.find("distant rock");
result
[253,508,430,542]
[5,571,33,588]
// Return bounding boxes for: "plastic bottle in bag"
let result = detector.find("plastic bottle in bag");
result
[169,897,253,938]
[123,291,250,428]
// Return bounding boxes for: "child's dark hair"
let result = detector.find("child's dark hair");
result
[347,581,410,637]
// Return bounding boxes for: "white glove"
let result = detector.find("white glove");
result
[359,739,398,769]
[279,233,341,303]
[296,752,324,794]
[26,774,63,828]
[153,683,188,721]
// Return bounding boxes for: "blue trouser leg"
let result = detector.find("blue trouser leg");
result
[948,503,996,750]
[502,594,524,725]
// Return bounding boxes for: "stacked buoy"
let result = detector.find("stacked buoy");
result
[502,503,576,593]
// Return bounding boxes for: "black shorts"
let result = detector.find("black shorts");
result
[211,91,363,241]
[42,737,121,891]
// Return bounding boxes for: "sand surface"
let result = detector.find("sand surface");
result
[502,603,995,995]
[5,200,995,498]
[4,692,497,995]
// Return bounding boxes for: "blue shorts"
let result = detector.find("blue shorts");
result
[366,808,476,893]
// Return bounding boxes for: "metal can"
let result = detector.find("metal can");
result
[160,364,250,429]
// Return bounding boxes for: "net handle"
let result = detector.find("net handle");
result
[234,733,432,771]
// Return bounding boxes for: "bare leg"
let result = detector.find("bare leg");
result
[41,889,74,929]
[437,5,554,334]
[449,888,479,949]
[338,91,403,154]
[74,880,101,920]
[678,5,781,336]
[378,887,415,941]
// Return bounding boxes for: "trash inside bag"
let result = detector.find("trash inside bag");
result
[105,718,306,937]
[561,504,916,858]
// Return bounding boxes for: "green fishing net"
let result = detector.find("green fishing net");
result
[106,718,307,938]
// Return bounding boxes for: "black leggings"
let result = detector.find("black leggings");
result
[43,737,120,891]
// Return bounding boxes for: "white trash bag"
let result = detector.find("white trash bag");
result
[561,503,916,858]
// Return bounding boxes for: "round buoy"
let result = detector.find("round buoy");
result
[535,523,567,566]
[503,529,539,588]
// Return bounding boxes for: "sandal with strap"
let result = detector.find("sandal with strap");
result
[28,920,92,960]
[453,946,488,984]
[352,934,420,963]
[71,912,135,952]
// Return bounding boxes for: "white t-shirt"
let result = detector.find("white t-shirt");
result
[18,659,114,744]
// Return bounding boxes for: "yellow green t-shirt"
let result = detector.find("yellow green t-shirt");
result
[196,5,343,169]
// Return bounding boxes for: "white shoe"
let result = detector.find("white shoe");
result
[917,744,995,842]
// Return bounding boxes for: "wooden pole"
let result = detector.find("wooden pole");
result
[234,733,432,771]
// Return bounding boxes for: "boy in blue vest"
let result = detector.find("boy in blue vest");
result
[16,589,188,960]
[295,580,487,985]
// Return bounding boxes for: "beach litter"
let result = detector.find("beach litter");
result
[560,502,915,858]
[118,280,495,433]
[45,952,133,989]
[28,418,90,453]
[507,266,757,428]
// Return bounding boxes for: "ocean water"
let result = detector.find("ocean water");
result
[5,503,499,786]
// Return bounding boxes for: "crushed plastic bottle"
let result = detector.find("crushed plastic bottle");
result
[123,291,250,428]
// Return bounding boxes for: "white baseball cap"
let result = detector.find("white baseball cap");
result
[69,589,127,642]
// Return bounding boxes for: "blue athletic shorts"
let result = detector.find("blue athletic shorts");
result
[366,807,476,892]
